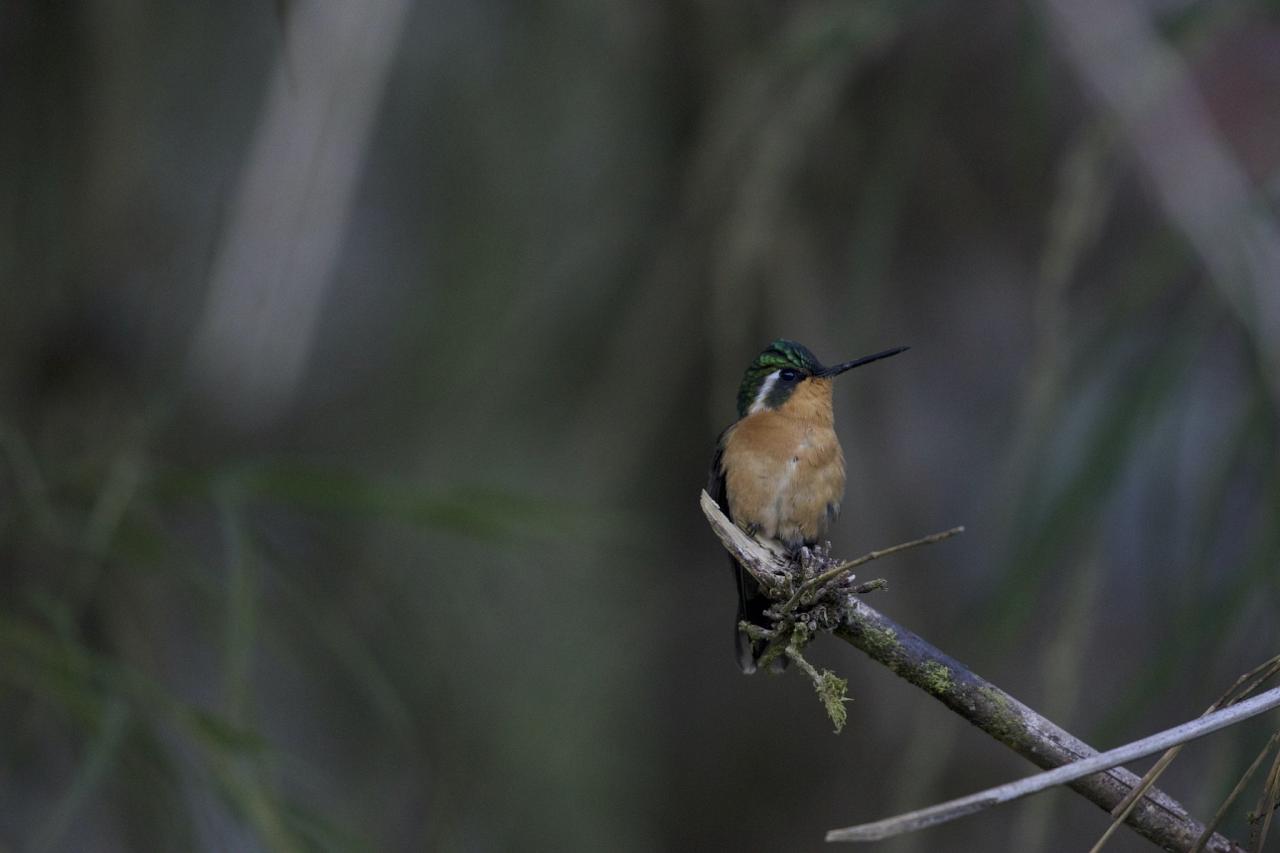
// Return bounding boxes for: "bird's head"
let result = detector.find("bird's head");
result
[735,339,908,418]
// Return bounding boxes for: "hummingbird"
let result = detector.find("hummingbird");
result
[708,339,908,673]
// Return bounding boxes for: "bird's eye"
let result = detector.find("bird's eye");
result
[779,368,799,382]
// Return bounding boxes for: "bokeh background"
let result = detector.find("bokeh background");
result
[3,1,1280,851]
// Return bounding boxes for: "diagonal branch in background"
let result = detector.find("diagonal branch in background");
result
[826,685,1280,843]
[186,0,412,430]
[1089,654,1280,852]
[699,491,1245,853]
[1041,0,1280,406]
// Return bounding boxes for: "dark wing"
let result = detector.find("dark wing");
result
[709,428,768,674]
[706,428,728,509]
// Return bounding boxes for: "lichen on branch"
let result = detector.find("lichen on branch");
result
[702,489,961,730]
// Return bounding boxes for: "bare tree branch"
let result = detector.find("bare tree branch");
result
[831,600,1247,852]
[826,686,1280,842]
[699,490,1246,852]
[1090,655,1280,852]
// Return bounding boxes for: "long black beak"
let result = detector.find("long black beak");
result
[817,345,910,378]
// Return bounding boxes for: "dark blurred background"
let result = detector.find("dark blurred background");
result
[3,1,1280,851]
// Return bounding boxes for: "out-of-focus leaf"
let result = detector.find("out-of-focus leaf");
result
[989,315,1207,638]
[28,699,130,853]
[281,800,371,853]
[996,226,1194,560]
[0,615,269,755]
[0,616,103,726]
[160,464,581,542]
[217,495,257,723]
[182,707,270,755]
[263,556,416,742]
[1098,456,1280,740]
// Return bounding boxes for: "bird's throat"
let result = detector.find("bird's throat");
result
[773,377,835,425]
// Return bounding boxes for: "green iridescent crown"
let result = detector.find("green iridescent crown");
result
[735,339,821,417]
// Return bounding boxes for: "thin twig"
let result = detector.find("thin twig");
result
[1252,744,1280,853]
[1091,747,1185,853]
[1192,733,1280,853]
[777,526,964,616]
[1092,655,1280,852]
[1094,656,1280,851]
[785,638,851,733]
[1223,656,1280,705]
[826,687,1280,842]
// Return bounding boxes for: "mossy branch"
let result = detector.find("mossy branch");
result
[785,645,850,734]
[700,490,1246,853]
[741,619,852,732]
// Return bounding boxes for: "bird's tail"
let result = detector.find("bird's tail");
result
[733,558,787,674]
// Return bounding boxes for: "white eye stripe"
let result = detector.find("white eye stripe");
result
[749,370,782,414]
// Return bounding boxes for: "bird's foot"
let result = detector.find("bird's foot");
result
[792,541,836,578]
[791,545,818,581]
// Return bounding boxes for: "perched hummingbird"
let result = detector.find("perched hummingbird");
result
[708,339,908,673]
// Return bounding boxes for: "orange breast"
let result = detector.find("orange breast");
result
[720,379,846,549]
